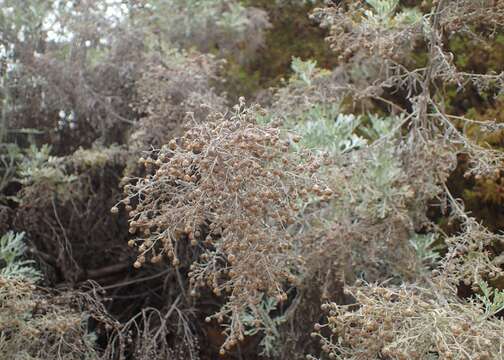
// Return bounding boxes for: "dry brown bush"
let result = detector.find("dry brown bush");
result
[2,1,504,359]
[118,100,332,353]
[1,2,144,154]
[133,0,271,64]
[13,145,130,285]
[299,1,504,358]
[129,50,227,151]
[0,276,100,359]
[311,283,504,360]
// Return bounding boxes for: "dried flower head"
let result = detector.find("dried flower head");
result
[120,101,331,349]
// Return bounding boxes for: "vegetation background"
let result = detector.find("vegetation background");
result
[1,0,504,359]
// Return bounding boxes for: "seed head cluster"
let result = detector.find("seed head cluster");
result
[116,101,332,351]
[312,284,503,360]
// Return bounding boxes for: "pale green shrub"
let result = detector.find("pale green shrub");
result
[0,231,40,281]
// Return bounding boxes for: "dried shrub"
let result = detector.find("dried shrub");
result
[2,1,504,359]
[441,208,504,292]
[0,276,100,360]
[0,228,196,360]
[311,0,424,63]
[1,1,141,153]
[118,101,332,353]
[136,0,271,64]
[0,234,106,360]
[297,1,504,358]
[13,144,129,284]
[102,304,199,360]
[311,283,504,360]
[130,50,227,151]
[440,0,504,33]
[0,0,272,157]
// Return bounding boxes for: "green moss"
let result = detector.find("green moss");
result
[410,48,429,68]
[448,31,504,75]
[220,60,263,102]
[444,96,504,234]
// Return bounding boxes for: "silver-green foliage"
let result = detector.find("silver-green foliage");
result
[17,144,76,188]
[478,281,504,319]
[365,0,400,19]
[364,0,422,27]
[290,57,318,86]
[294,108,367,154]
[0,231,41,281]
[354,144,412,219]
[241,296,285,357]
[409,233,441,267]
